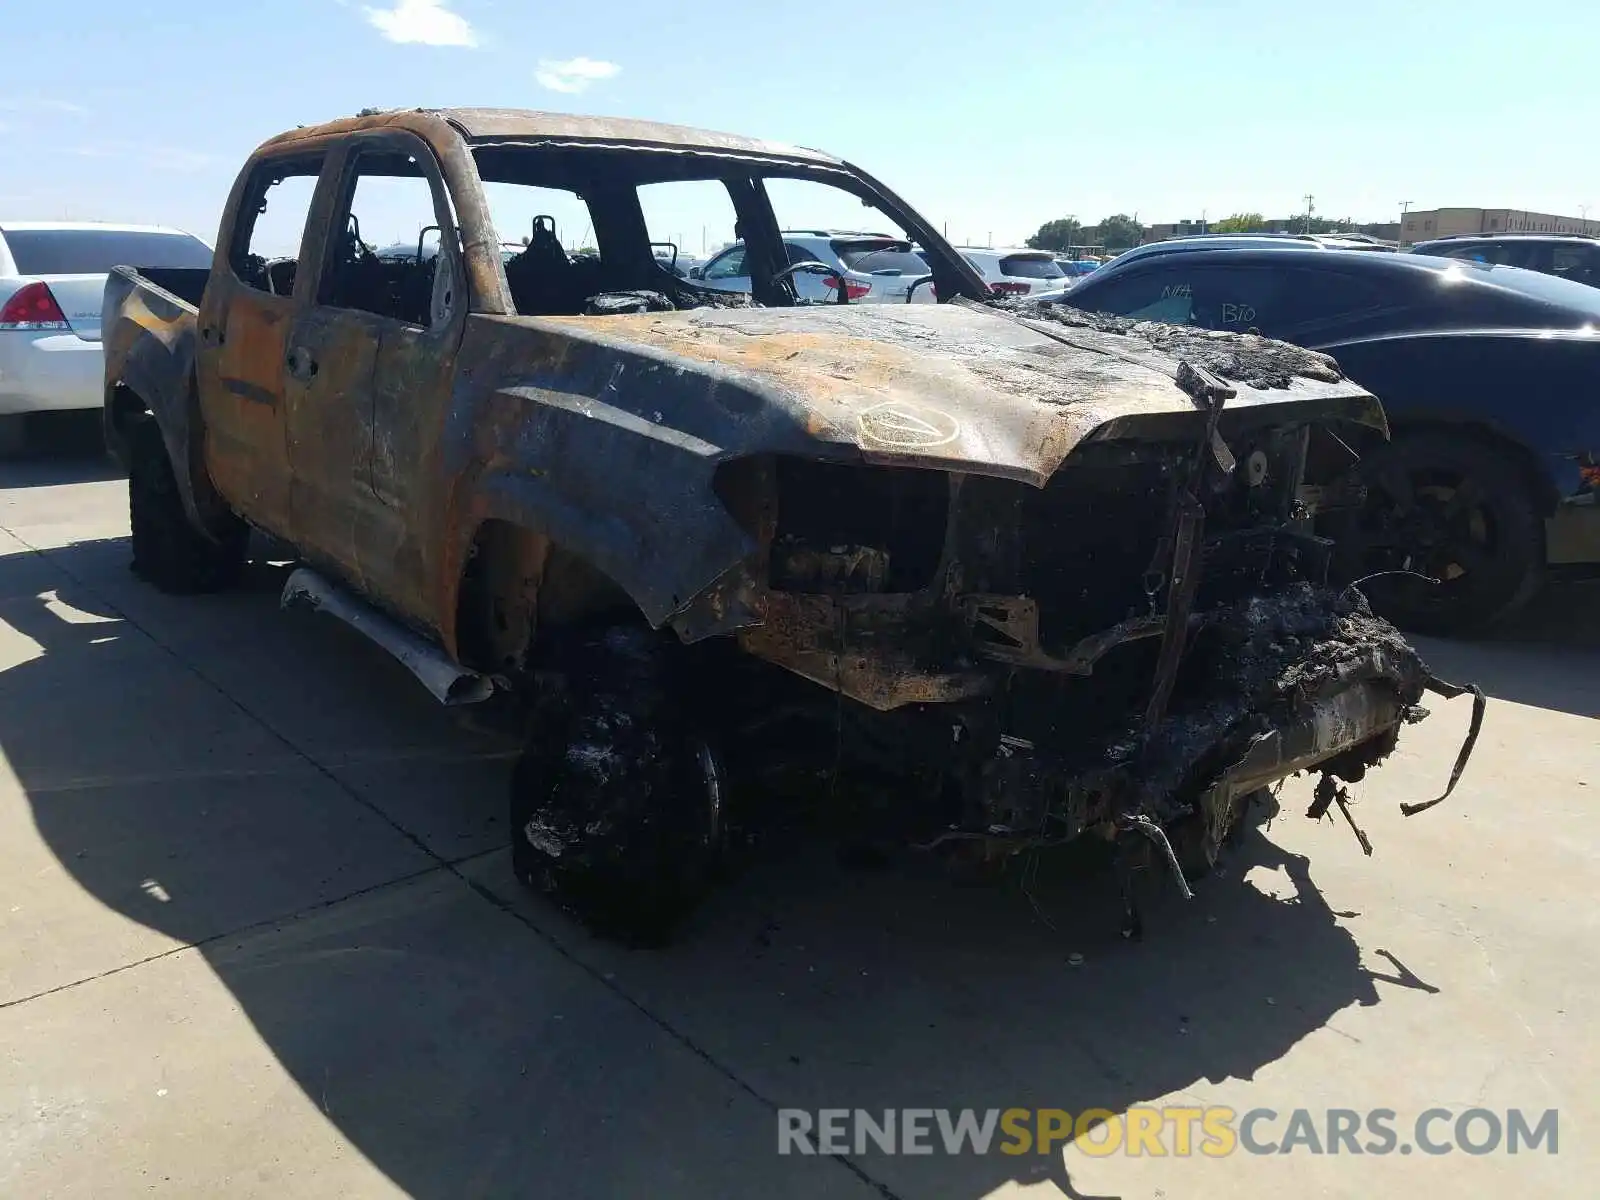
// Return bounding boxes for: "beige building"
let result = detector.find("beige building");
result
[1400,207,1600,245]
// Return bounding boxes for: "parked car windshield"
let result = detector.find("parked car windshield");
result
[3,228,213,274]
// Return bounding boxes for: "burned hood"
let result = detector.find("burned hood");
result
[529,301,1383,486]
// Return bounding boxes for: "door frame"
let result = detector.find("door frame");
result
[287,128,471,619]
[194,145,339,536]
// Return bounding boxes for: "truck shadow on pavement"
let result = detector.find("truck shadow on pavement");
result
[0,414,123,487]
[2,536,1450,1199]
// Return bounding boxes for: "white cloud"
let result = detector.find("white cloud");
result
[535,57,620,94]
[364,0,477,47]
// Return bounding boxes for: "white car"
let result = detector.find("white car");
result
[691,231,934,303]
[654,249,705,279]
[0,221,213,451]
[956,247,1066,296]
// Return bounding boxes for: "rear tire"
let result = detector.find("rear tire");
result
[1328,431,1544,636]
[127,416,247,593]
[0,415,27,458]
[509,626,725,945]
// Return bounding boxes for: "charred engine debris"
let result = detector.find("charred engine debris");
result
[706,370,1483,930]
[991,295,1347,391]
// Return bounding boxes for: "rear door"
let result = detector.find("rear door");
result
[195,154,325,535]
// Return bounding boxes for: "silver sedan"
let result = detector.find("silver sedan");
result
[0,222,212,452]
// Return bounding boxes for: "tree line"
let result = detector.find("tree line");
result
[1027,212,1359,252]
[1026,215,1141,253]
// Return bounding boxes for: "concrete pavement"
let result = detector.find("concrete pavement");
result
[0,443,1595,1198]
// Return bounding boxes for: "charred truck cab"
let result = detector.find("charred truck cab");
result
[100,108,1481,942]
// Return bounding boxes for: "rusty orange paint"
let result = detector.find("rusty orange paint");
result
[197,291,296,535]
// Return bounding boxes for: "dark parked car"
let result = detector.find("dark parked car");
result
[1089,233,1395,277]
[1411,233,1600,288]
[1054,246,1600,633]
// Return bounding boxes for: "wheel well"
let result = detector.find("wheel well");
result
[106,383,152,457]
[453,520,641,673]
[1386,418,1560,516]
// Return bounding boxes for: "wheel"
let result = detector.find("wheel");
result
[509,626,725,944]
[0,414,27,458]
[1327,432,1544,635]
[127,415,247,593]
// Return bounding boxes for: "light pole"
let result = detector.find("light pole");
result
[1399,200,1413,245]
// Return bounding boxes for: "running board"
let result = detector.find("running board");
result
[280,567,494,706]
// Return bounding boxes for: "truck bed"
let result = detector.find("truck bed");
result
[100,265,206,476]
[135,266,210,309]
[104,264,208,319]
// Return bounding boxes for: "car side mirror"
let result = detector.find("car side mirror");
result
[689,267,703,279]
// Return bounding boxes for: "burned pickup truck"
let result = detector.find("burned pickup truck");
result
[101,108,1479,940]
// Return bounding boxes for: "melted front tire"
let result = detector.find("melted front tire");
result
[509,626,724,945]
[127,416,247,594]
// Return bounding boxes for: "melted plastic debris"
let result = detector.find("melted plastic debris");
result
[996,297,1345,390]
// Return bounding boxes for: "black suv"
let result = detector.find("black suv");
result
[1410,232,1600,288]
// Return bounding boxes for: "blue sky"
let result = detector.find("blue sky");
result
[1,0,1593,252]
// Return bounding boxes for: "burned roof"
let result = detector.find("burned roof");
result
[258,107,841,165]
[443,108,841,161]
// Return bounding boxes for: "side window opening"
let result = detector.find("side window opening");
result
[1129,286,1195,323]
[638,178,743,291]
[232,157,322,296]
[702,245,748,280]
[762,175,934,303]
[479,179,599,316]
[1550,245,1600,284]
[1176,268,1285,334]
[1082,273,1195,324]
[321,148,457,328]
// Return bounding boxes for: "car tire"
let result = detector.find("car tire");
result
[0,415,27,458]
[509,626,725,945]
[127,415,248,593]
[1328,431,1544,636]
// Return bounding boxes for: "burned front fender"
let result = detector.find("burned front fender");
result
[446,316,792,634]
[441,306,1387,651]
